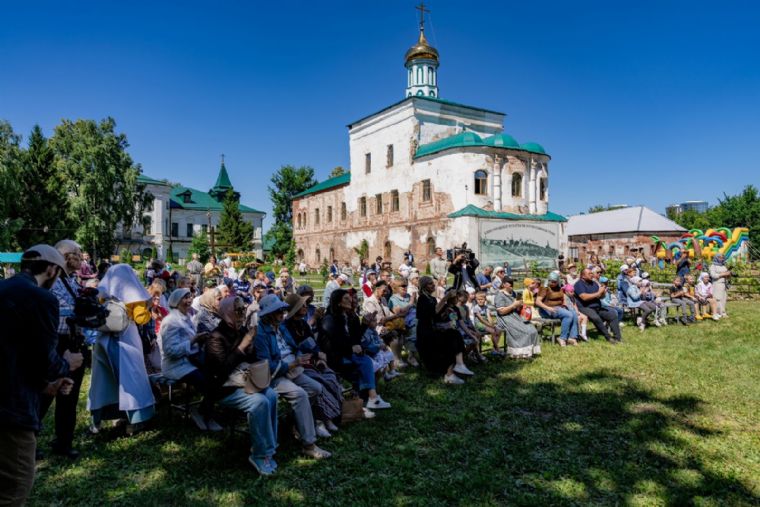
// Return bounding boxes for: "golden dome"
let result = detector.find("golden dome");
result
[404,29,439,65]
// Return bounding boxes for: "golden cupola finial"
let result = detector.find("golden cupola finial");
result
[405,1,439,64]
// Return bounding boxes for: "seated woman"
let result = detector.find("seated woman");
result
[696,272,719,320]
[88,264,156,435]
[206,296,279,475]
[388,279,420,367]
[535,272,579,347]
[282,293,342,437]
[158,288,220,431]
[415,276,472,385]
[320,289,391,415]
[494,277,542,358]
[193,286,224,334]
[624,271,657,330]
[254,295,332,459]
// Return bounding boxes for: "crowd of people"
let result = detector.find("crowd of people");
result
[0,240,735,503]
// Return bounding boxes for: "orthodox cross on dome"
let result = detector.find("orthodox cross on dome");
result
[415,1,430,31]
[221,153,225,165]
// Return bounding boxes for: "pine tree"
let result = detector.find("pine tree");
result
[217,189,253,251]
[188,232,211,263]
[265,164,316,257]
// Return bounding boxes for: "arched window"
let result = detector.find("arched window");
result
[426,237,436,257]
[315,248,321,263]
[429,90,435,97]
[511,173,523,198]
[329,248,335,261]
[474,170,488,195]
[408,69,412,87]
[416,66,422,84]
[416,90,423,96]
[539,177,547,201]
[297,249,304,261]
[428,66,433,84]
[296,213,301,229]
[384,241,391,259]
[314,208,320,226]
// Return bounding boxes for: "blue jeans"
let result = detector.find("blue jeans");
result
[538,307,578,339]
[342,354,376,391]
[219,387,278,459]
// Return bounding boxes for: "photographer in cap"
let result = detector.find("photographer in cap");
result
[39,240,86,459]
[448,244,480,291]
[0,245,75,506]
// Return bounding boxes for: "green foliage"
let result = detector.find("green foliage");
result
[0,121,23,250]
[319,258,329,279]
[119,248,131,265]
[49,117,151,259]
[329,166,346,178]
[285,238,297,272]
[353,239,369,262]
[166,245,175,263]
[216,189,254,252]
[587,204,614,213]
[187,232,211,263]
[265,164,316,257]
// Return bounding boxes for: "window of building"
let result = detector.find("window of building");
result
[341,202,347,221]
[297,214,301,229]
[327,205,333,222]
[511,173,523,198]
[540,177,547,201]
[315,248,321,263]
[144,216,152,236]
[186,223,194,238]
[171,222,179,238]
[329,248,335,261]
[386,144,394,167]
[422,179,432,202]
[569,247,579,260]
[426,237,436,257]
[391,190,400,212]
[474,170,488,195]
[360,197,367,217]
[384,241,392,259]
[365,153,371,174]
[375,193,383,214]
[297,249,304,261]
[314,208,320,225]
[608,245,615,257]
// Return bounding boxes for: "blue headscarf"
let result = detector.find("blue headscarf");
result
[713,254,726,266]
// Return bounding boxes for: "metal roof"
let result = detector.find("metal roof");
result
[293,172,351,199]
[448,204,566,222]
[566,206,686,237]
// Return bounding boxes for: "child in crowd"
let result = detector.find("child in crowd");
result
[435,276,447,301]
[471,290,505,357]
[360,312,400,381]
[599,276,624,323]
[669,276,697,325]
[683,275,702,320]
[562,284,588,341]
[521,278,541,314]
[639,278,666,326]
[455,290,487,363]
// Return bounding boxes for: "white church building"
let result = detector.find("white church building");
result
[292,14,566,269]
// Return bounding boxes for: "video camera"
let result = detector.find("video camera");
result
[446,242,475,263]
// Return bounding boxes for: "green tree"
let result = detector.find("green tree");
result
[671,209,712,231]
[265,165,316,257]
[187,232,211,263]
[15,125,72,247]
[329,166,346,178]
[353,239,369,263]
[217,189,253,251]
[49,117,151,259]
[0,121,23,250]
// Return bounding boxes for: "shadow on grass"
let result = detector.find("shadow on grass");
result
[29,362,758,506]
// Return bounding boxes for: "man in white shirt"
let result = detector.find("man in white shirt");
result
[429,247,448,281]
[322,273,349,308]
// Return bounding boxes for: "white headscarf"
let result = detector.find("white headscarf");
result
[98,264,150,304]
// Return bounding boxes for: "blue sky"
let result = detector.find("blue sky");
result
[2,0,759,228]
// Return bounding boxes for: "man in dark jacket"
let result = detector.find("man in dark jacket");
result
[0,245,75,506]
[448,251,480,291]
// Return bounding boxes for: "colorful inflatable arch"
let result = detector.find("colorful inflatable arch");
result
[652,227,749,263]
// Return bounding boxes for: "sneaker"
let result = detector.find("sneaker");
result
[366,396,391,410]
[408,356,420,367]
[302,445,332,460]
[578,335,589,342]
[362,407,376,419]
[444,373,465,385]
[315,421,332,438]
[453,364,475,376]
[712,314,721,321]
[478,353,488,363]
[638,322,646,331]
[248,455,275,476]
[190,410,207,431]
[661,317,669,326]
[557,339,567,347]
[680,317,690,326]
[204,417,224,432]
[567,338,578,346]
[636,316,643,326]
[325,420,339,433]
[619,322,626,327]
[695,314,703,321]
[396,360,408,369]
[653,319,662,327]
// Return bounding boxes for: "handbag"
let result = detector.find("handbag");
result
[519,305,533,323]
[98,299,130,333]
[340,394,365,423]
[225,359,271,394]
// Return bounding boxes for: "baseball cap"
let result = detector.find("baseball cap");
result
[23,244,67,272]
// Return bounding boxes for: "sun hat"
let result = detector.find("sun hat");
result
[337,273,349,283]
[168,288,191,309]
[23,244,67,272]
[258,294,290,318]
[283,293,309,320]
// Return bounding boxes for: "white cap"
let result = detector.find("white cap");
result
[23,244,67,272]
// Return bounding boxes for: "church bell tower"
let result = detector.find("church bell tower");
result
[405,2,439,98]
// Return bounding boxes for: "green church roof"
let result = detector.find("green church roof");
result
[212,162,233,190]
[483,134,520,149]
[137,174,172,186]
[448,204,566,222]
[293,172,351,199]
[415,132,549,159]
[170,186,264,214]
[519,142,547,155]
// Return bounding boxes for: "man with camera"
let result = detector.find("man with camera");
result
[39,240,86,459]
[448,244,480,291]
[0,245,75,506]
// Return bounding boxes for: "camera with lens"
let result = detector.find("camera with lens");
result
[70,287,109,329]
[446,242,474,263]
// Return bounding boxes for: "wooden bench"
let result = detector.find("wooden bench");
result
[533,318,562,344]
[149,374,200,421]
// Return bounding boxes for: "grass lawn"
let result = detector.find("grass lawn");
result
[30,302,759,506]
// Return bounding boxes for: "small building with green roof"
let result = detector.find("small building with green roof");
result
[119,158,265,261]
[291,9,565,269]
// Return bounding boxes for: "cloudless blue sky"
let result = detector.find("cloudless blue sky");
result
[2,0,759,228]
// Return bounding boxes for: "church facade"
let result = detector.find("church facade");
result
[292,20,566,270]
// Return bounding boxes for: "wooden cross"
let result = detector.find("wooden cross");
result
[416,1,430,30]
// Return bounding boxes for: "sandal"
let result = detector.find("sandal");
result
[303,445,332,460]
